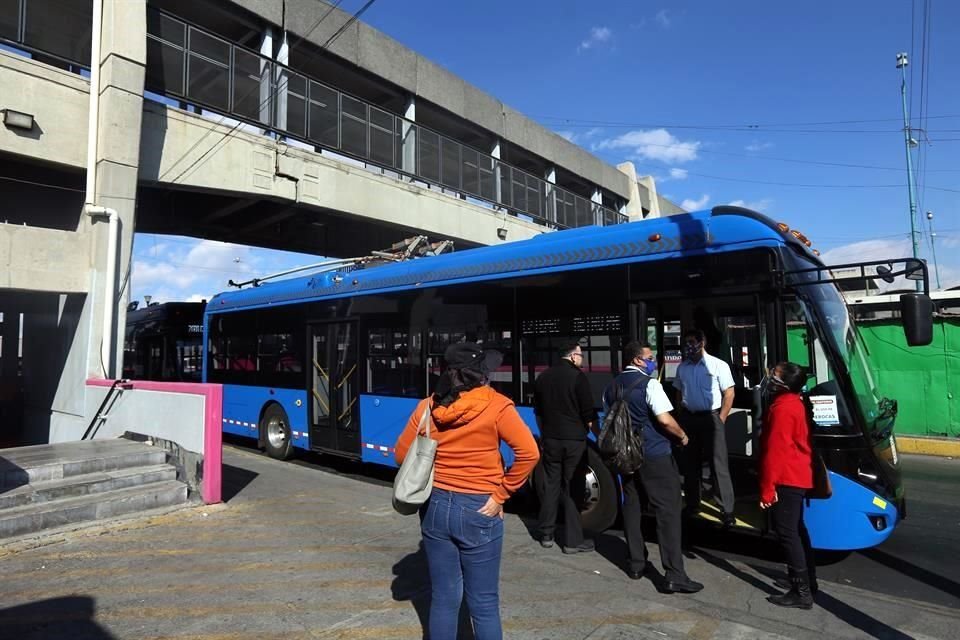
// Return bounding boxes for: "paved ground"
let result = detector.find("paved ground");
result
[1,445,958,640]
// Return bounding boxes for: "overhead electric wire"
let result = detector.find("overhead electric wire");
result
[164,0,381,186]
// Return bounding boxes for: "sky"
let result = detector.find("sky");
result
[131,0,960,303]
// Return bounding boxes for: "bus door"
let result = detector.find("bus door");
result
[309,321,360,456]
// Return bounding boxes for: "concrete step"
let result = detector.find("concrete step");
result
[0,480,189,539]
[0,440,167,490]
[0,464,177,510]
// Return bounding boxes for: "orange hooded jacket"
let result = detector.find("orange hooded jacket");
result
[394,386,540,504]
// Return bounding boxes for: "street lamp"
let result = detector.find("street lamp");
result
[144,295,152,306]
[926,211,942,289]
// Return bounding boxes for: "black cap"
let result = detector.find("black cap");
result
[443,342,503,373]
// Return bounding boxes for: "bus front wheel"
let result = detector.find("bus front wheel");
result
[261,404,294,460]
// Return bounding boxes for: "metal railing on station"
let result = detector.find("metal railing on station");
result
[0,2,627,229]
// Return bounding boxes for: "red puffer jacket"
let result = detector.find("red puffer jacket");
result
[759,392,814,504]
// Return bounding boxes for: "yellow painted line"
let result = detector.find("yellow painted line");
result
[1,560,370,583]
[7,577,394,603]
[897,435,960,457]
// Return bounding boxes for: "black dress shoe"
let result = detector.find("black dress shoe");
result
[721,512,736,528]
[539,536,554,549]
[561,539,595,554]
[627,565,652,580]
[663,576,704,594]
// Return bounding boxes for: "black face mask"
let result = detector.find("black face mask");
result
[683,342,703,361]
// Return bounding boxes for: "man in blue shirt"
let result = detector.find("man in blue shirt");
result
[674,329,737,527]
[603,341,703,594]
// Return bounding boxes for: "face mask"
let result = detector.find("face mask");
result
[644,358,657,376]
[683,342,702,361]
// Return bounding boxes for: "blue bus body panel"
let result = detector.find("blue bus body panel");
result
[359,396,544,468]
[359,395,418,466]
[804,471,898,550]
[206,211,816,314]
[221,384,310,450]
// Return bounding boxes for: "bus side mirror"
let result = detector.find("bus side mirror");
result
[900,293,933,346]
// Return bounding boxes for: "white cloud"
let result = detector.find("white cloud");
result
[668,168,688,180]
[745,141,774,152]
[728,198,773,212]
[595,128,701,163]
[655,9,671,28]
[578,26,613,52]
[681,194,710,210]
[131,234,323,305]
[556,130,576,142]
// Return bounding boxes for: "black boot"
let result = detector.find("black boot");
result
[774,567,819,595]
[768,570,814,609]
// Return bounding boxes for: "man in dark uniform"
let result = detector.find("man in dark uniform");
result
[533,341,597,553]
[603,341,703,593]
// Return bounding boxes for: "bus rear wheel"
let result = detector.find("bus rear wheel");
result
[533,446,619,534]
[261,404,294,460]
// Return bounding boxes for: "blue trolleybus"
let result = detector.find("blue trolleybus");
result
[203,207,933,551]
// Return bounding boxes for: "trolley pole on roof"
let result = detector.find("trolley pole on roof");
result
[896,52,922,292]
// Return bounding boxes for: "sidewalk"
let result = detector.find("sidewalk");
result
[1,446,957,640]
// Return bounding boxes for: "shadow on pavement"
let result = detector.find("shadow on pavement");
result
[219,463,259,502]
[0,596,116,640]
[861,547,960,601]
[814,591,915,640]
[391,542,475,640]
[695,548,781,596]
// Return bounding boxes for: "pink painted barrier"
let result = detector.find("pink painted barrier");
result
[86,379,222,504]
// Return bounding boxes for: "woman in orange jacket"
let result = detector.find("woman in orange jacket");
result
[395,342,539,640]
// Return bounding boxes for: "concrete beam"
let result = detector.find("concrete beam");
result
[139,103,544,248]
[0,225,90,293]
[0,51,90,170]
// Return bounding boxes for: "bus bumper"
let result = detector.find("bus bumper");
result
[803,471,899,551]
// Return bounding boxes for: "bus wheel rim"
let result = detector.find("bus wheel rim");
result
[581,466,601,515]
[267,417,287,448]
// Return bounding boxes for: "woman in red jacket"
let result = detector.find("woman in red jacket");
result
[759,361,815,609]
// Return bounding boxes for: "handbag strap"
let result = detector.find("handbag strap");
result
[418,402,433,438]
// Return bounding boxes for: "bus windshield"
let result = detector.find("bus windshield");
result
[797,282,886,431]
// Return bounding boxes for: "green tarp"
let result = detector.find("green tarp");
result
[858,319,960,437]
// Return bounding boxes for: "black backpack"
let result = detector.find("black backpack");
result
[597,374,648,475]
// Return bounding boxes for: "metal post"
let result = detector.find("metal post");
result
[896,52,922,291]
[926,211,942,289]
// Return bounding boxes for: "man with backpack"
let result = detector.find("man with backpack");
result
[601,341,703,593]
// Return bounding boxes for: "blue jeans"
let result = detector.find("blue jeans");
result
[421,488,504,640]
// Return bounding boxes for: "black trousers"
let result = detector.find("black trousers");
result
[681,410,736,514]
[770,485,813,572]
[621,454,686,581]
[537,437,586,546]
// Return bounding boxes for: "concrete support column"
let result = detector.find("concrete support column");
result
[617,161,651,220]
[637,175,661,218]
[544,166,557,224]
[274,31,289,132]
[492,140,503,206]
[591,188,603,225]
[259,28,274,127]
[401,96,416,175]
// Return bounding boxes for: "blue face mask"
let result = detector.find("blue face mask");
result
[644,358,657,376]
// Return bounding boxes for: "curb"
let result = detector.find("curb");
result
[897,435,960,458]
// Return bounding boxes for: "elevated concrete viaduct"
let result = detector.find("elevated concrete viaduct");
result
[0,0,682,446]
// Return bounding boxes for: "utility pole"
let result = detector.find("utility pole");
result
[896,52,922,291]
[926,211,942,289]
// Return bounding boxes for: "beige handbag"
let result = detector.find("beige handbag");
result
[392,403,438,515]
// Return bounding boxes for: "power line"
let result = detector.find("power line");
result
[536,115,960,135]
[0,175,136,200]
